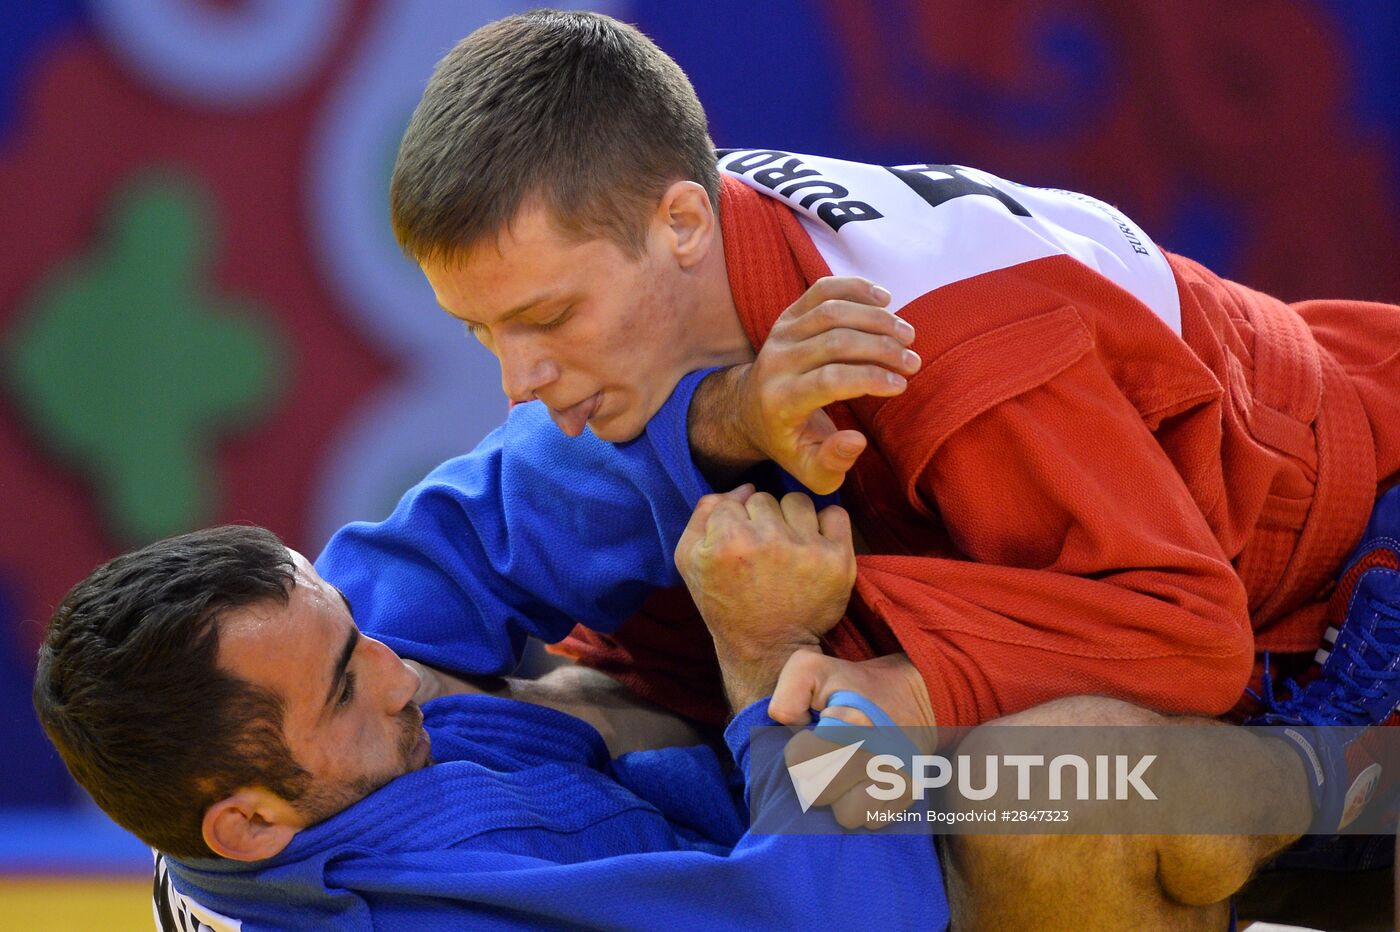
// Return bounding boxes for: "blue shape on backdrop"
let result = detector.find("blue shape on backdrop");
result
[635,0,1110,166]
[0,809,149,874]
[1158,193,1241,280]
[878,2,1109,139]
[0,573,75,807]
[633,0,858,158]
[0,0,84,143]
[1320,0,1400,192]
[0,574,152,874]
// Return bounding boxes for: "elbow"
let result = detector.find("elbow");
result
[1193,635,1256,717]
[1178,581,1255,717]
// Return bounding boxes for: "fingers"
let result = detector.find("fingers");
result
[784,719,918,823]
[779,491,819,535]
[772,282,920,403]
[700,490,761,557]
[718,482,757,504]
[689,489,833,561]
[793,703,919,828]
[830,770,918,830]
[704,497,755,547]
[781,729,876,807]
[785,296,911,340]
[741,492,826,542]
[675,504,710,566]
[675,484,755,567]
[743,490,783,524]
[791,730,885,809]
[769,646,828,724]
[780,277,894,323]
[812,430,866,477]
[831,781,880,829]
[776,650,923,827]
[783,364,912,421]
[786,325,922,380]
[772,650,863,732]
[692,484,756,525]
[785,427,864,497]
[817,504,852,549]
[813,703,873,728]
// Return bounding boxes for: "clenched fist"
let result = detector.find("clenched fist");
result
[773,651,937,830]
[675,486,857,710]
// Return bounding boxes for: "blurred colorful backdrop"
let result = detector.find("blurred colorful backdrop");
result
[1,0,1396,926]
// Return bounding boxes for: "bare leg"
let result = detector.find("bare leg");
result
[942,696,1310,931]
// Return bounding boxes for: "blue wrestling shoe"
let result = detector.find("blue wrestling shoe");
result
[1248,485,1400,835]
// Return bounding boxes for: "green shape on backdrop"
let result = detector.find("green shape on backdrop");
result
[6,173,286,544]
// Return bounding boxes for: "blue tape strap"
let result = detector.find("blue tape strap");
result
[813,690,920,766]
[822,690,897,729]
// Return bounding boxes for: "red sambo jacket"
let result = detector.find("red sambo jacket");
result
[560,151,1400,729]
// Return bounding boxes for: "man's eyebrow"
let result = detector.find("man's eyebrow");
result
[324,625,360,710]
[331,584,353,617]
[441,293,556,328]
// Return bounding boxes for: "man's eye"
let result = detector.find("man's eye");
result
[537,308,571,332]
[338,671,357,707]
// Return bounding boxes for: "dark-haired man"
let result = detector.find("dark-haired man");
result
[41,503,1395,930]
[359,8,1400,928]
[36,524,954,930]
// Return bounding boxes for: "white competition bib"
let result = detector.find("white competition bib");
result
[719,149,1181,335]
[154,851,243,932]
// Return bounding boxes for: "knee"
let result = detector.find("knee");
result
[988,695,1169,727]
[944,832,1246,929]
[945,832,1149,897]
[950,695,1168,784]
[1157,834,1262,906]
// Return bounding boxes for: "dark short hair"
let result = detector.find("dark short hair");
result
[390,9,719,262]
[33,525,311,860]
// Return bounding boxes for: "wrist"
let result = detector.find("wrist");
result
[714,635,820,712]
[726,364,768,464]
[688,366,765,483]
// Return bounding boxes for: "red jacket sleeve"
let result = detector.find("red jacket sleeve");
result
[848,290,1254,727]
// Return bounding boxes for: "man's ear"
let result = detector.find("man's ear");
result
[202,788,301,862]
[656,180,716,270]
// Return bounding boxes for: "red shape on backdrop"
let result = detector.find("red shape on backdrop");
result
[0,6,392,649]
[825,0,1400,303]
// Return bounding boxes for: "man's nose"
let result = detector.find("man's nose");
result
[497,338,558,403]
[366,637,419,712]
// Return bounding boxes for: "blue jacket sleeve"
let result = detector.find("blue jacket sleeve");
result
[342,701,949,931]
[314,370,718,677]
[177,700,948,931]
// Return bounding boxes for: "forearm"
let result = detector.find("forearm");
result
[674,489,854,713]
[713,635,821,713]
[687,366,764,487]
[406,657,501,705]
[515,663,709,755]
[407,657,708,756]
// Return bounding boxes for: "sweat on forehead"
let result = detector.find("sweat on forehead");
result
[212,555,347,688]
